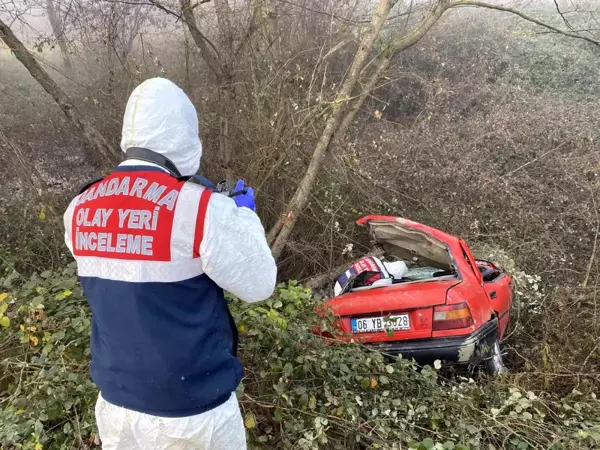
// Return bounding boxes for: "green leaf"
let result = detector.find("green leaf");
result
[466,424,479,434]
[55,290,73,300]
[0,316,9,327]
[57,279,77,290]
[422,438,435,449]
[295,386,307,395]
[244,412,257,429]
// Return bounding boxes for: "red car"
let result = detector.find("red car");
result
[321,216,513,375]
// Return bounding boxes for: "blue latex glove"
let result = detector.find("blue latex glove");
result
[232,179,256,212]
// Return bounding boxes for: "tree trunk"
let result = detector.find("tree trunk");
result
[180,0,236,175]
[184,27,191,92]
[337,1,451,137]
[253,0,278,48]
[214,0,234,51]
[106,3,117,95]
[213,0,236,175]
[218,84,235,176]
[268,0,399,259]
[0,18,117,166]
[45,0,73,76]
[180,0,224,79]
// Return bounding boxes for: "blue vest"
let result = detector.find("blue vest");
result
[70,167,242,417]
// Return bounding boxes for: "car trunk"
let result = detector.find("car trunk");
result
[363,218,455,271]
[325,279,461,342]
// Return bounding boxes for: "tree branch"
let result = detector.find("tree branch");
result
[100,0,221,58]
[0,17,116,165]
[268,0,399,257]
[179,0,224,78]
[337,0,450,138]
[302,248,384,290]
[553,0,576,32]
[448,0,600,47]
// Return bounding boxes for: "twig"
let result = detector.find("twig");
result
[553,0,576,32]
[448,0,600,47]
[583,186,599,288]
[500,141,568,180]
[581,338,600,369]
[99,0,221,57]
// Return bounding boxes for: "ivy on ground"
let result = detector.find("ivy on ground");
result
[0,269,599,449]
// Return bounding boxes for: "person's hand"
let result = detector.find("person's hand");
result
[232,179,256,212]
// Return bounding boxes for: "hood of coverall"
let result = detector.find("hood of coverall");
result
[120,78,202,177]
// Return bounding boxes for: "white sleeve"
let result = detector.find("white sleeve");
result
[63,195,81,256]
[200,193,277,303]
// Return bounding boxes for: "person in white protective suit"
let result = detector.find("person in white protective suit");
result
[63,78,277,449]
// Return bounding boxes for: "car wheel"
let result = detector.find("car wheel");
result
[483,340,508,376]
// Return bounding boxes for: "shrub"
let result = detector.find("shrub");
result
[1,269,600,449]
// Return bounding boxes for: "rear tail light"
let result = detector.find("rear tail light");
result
[433,302,473,331]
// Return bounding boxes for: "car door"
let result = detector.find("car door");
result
[459,240,512,338]
[478,260,513,338]
[459,238,513,341]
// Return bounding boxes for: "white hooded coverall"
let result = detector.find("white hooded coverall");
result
[63,78,277,449]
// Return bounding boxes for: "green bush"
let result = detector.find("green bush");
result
[1,269,599,449]
[0,264,96,449]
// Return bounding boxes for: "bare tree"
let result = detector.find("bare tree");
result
[45,0,73,75]
[267,0,399,257]
[179,0,237,173]
[0,18,118,165]
[267,0,600,260]
[253,0,278,48]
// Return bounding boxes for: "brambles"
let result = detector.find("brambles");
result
[1,270,599,449]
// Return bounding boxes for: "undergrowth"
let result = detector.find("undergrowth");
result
[0,267,599,450]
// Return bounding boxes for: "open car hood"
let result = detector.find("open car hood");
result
[357,216,456,271]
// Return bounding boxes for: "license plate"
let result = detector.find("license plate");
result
[351,314,410,333]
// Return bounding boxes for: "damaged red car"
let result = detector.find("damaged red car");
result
[321,216,513,375]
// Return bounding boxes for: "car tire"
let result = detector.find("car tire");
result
[483,340,508,376]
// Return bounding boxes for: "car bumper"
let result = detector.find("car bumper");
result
[365,318,499,366]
